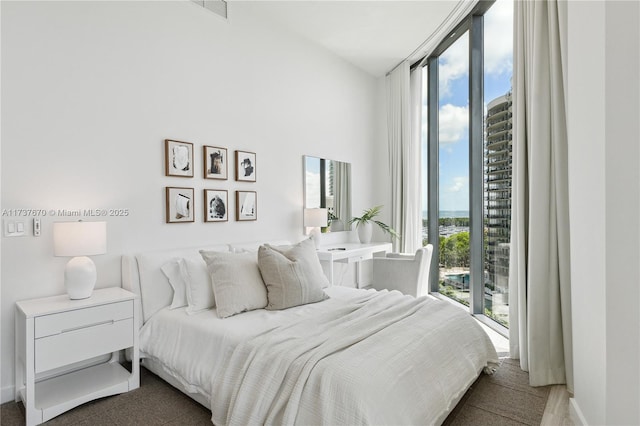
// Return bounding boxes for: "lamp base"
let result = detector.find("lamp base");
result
[65,256,97,299]
[309,227,322,248]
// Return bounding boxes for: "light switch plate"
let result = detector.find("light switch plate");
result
[4,219,26,237]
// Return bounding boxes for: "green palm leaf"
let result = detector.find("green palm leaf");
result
[348,205,400,240]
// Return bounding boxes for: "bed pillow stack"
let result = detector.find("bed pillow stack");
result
[199,250,268,319]
[161,258,215,314]
[198,238,329,318]
[258,238,329,310]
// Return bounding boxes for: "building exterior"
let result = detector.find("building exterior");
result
[484,92,512,295]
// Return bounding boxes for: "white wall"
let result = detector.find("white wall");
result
[604,3,640,423]
[567,2,606,423]
[568,1,640,425]
[0,1,382,401]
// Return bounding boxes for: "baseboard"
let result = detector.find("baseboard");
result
[569,397,588,426]
[1,385,15,404]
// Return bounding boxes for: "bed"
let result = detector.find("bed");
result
[122,239,499,425]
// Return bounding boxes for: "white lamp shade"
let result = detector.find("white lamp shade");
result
[53,221,107,257]
[304,208,328,228]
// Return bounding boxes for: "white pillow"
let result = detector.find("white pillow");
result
[160,259,188,309]
[183,258,216,315]
[199,250,267,319]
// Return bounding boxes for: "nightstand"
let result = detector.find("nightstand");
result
[14,287,139,426]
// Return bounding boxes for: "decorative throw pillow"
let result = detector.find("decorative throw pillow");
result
[160,259,188,310]
[199,250,268,318]
[182,258,216,315]
[258,238,329,310]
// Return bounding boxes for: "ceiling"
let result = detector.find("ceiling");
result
[237,1,467,77]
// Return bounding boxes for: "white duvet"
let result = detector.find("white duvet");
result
[139,287,499,425]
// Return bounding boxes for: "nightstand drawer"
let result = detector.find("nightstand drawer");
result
[35,300,133,339]
[35,317,134,373]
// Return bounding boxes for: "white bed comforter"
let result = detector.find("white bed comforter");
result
[210,290,499,426]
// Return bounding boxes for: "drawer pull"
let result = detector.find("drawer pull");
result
[61,320,114,334]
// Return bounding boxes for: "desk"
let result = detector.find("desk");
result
[316,242,392,288]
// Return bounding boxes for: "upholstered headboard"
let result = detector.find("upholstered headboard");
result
[228,240,291,253]
[122,245,229,325]
[121,240,292,325]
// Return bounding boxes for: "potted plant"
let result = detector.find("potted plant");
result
[349,205,399,244]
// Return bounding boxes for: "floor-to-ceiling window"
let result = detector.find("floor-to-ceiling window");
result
[420,0,512,331]
[483,0,513,327]
[437,31,471,306]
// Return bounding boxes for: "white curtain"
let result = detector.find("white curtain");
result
[509,0,573,391]
[386,61,422,253]
[333,161,351,231]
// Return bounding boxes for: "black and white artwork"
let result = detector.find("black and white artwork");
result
[235,150,256,182]
[236,191,257,221]
[165,139,194,177]
[204,189,228,222]
[166,187,194,223]
[204,146,228,180]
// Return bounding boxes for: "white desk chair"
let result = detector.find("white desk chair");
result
[371,244,433,297]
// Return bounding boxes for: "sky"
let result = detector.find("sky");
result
[305,156,322,208]
[421,0,513,214]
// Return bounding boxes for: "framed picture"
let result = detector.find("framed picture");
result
[235,150,256,182]
[203,146,228,180]
[236,190,257,221]
[165,139,194,177]
[165,187,194,223]
[204,189,228,222]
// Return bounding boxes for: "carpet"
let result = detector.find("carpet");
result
[443,357,551,426]
[2,358,549,425]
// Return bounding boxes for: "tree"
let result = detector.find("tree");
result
[439,231,470,268]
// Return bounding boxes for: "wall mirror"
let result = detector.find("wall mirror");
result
[303,155,352,231]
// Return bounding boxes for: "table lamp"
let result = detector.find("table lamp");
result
[53,220,107,299]
[304,208,328,247]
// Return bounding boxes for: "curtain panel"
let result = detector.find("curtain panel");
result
[509,0,573,391]
[386,62,422,253]
[334,161,351,231]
